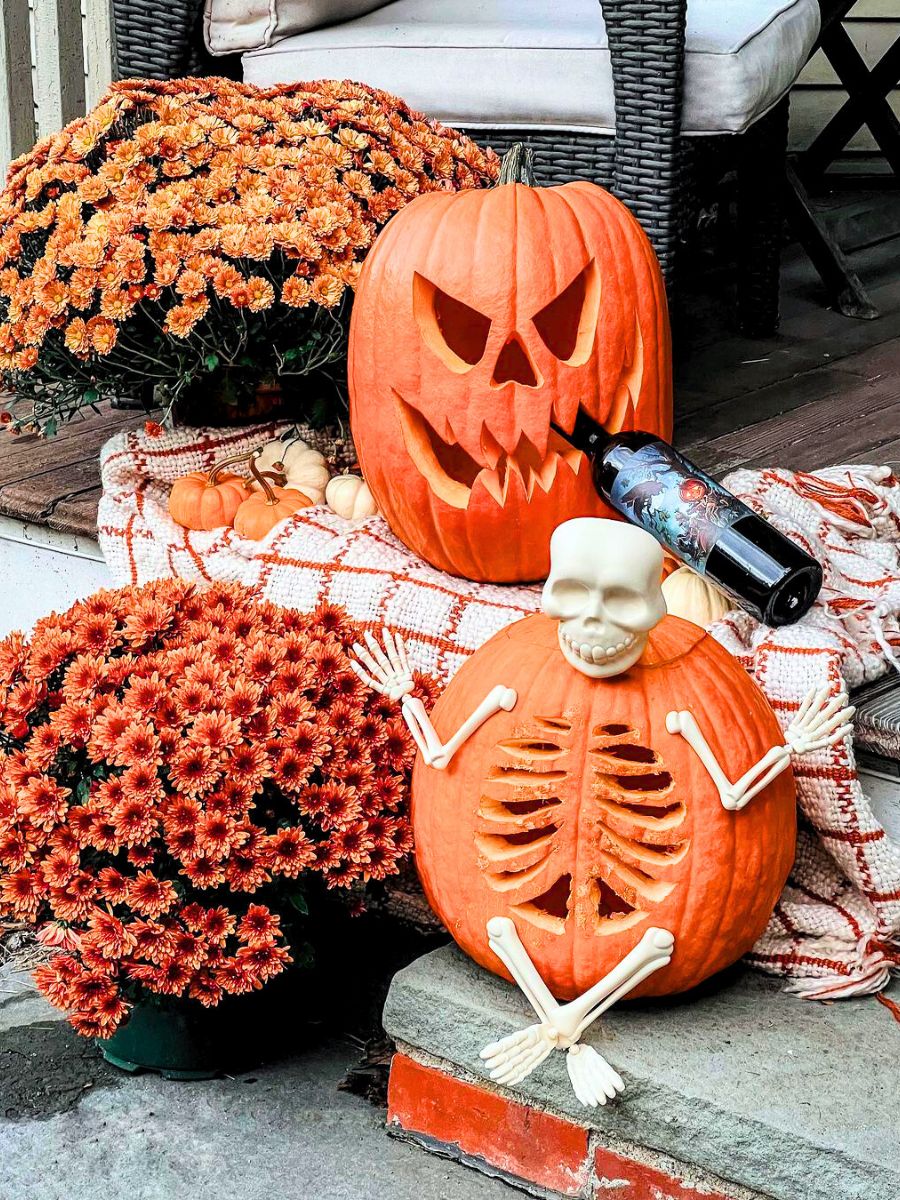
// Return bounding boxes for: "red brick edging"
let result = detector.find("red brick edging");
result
[387,1053,738,1199]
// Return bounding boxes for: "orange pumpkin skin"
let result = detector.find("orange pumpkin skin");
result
[168,471,251,531]
[232,486,312,540]
[413,614,796,1000]
[349,179,672,583]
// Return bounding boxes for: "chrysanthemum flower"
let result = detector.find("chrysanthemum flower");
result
[126,870,177,918]
[168,744,219,797]
[0,580,424,1042]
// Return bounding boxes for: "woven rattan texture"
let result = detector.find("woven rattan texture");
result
[112,0,208,80]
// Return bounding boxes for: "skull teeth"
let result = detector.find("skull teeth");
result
[563,632,636,665]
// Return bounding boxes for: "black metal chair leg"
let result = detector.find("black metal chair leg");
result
[783,163,879,320]
[736,100,790,337]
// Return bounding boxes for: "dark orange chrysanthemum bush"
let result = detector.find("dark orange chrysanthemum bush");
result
[0,580,433,1038]
[0,76,498,433]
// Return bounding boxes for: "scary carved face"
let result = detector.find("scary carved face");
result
[542,518,667,678]
[349,178,673,583]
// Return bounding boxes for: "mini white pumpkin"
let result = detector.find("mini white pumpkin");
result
[662,566,733,627]
[253,435,330,505]
[326,473,378,521]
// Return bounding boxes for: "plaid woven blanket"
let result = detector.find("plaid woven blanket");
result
[98,422,900,999]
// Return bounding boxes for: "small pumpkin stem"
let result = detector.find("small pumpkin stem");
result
[208,450,252,487]
[497,143,536,187]
[248,454,278,506]
[267,460,288,487]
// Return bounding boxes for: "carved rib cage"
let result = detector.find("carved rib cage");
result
[474,715,690,937]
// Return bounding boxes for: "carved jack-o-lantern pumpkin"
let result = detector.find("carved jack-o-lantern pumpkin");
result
[412,613,796,1000]
[348,146,672,583]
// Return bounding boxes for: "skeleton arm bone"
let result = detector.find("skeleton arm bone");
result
[666,686,855,812]
[348,628,516,770]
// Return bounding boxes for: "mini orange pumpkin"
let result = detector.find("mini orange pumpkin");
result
[412,613,796,1000]
[349,144,673,583]
[232,456,312,540]
[168,452,252,531]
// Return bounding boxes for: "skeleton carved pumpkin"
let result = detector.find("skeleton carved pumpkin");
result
[412,613,796,999]
[348,146,672,583]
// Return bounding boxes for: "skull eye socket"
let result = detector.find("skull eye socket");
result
[532,260,600,366]
[413,273,492,373]
[546,579,591,619]
[602,586,647,627]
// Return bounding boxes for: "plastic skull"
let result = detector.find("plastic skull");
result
[541,518,667,678]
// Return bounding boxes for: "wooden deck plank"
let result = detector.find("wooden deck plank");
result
[690,374,900,475]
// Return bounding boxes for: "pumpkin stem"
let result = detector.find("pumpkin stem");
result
[497,143,536,187]
[248,454,278,506]
[208,450,252,487]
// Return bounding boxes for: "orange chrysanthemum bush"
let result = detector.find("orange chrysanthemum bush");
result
[0,76,498,434]
[0,579,432,1038]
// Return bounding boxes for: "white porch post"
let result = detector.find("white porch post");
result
[83,0,114,110]
[0,0,34,171]
[31,0,86,136]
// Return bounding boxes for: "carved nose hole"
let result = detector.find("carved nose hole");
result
[490,333,540,388]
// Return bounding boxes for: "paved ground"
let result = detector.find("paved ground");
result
[0,979,519,1200]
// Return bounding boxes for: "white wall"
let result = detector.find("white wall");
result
[0,518,112,637]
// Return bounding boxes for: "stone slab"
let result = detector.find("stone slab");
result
[383,946,900,1200]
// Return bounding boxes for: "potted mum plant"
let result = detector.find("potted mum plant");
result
[0,579,432,1077]
[0,76,498,435]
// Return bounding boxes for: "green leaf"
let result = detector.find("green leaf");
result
[82,389,99,405]
[292,941,315,970]
[42,417,58,437]
[204,353,220,372]
[288,892,309,916]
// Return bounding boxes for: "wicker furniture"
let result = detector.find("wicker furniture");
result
[111,0,813,335]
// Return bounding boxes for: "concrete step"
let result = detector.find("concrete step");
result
[383,946,900,1200]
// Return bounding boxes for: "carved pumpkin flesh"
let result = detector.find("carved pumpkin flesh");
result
[349,151,673,583]
[412,613,796,999]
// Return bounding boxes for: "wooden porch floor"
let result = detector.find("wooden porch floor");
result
[0,233,898,542]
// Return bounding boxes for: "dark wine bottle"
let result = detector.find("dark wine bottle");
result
[570,413,822,627]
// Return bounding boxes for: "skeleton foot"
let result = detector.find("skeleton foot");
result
[480,919,674,1107]
[567,1044,625,1108]
[480,1025,555,1087]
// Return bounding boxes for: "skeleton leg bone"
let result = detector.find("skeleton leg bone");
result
[480,920,674,1106]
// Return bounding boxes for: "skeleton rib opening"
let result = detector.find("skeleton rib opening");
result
[511,874,571,934]
[497,738,567,761]
[599,744,659,764]
[477,795,563,827]
[488,764,568,785]
[536,716,573,734]
[613,771,673,794]
[484,859,548,892]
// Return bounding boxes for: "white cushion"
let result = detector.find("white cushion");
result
[205,0,394,56]
[241,0,820,137]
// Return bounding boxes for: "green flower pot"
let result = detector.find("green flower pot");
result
[99,972,308,1081]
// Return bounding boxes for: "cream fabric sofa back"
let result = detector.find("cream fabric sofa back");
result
[204,0,395,55]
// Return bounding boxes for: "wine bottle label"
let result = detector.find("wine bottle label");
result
[607,441,750,574]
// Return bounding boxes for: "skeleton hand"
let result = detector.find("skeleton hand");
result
[566,1044,625,1108]
[480,1024,556,1088]
[785,686,855,756]
[348,629,414,701]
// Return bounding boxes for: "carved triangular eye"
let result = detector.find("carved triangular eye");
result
[414,273,492,372]
[532,260,600,365]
